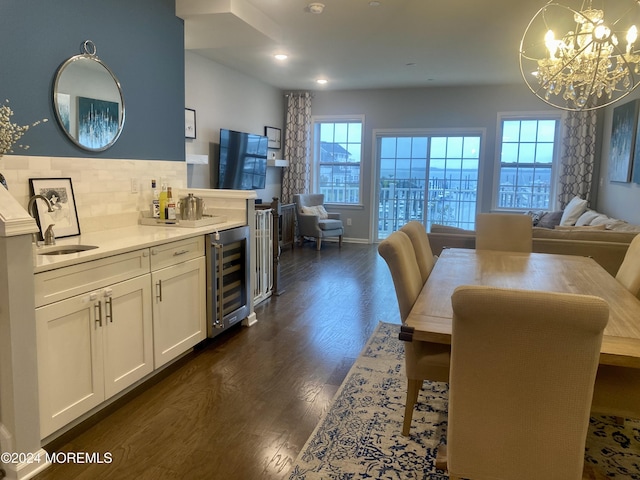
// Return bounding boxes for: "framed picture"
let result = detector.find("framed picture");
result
[265,126,281,149]
[633,107,640,185]
[28,178,80,240]
[185,108,196,139]
[609,100,638,183]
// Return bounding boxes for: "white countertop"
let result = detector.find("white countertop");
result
[33,220,246,273]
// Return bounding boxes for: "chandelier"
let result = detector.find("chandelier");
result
[519,0,640,111]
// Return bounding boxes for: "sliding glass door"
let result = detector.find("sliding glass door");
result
[376,132,481,241]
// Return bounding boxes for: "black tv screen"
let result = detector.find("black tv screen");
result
[218,128,268,190]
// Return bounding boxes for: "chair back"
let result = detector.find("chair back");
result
[294,193,325,213]
[400,221,436,284]
[448,285,608,480]
[476,213,532,252]
[378,231,423,322]
[616,233,640,299]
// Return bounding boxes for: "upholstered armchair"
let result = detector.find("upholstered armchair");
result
[293,194,344,250]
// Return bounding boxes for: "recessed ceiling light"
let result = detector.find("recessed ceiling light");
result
[316,78,328,85]
[274,54,288,61]
[369,1,381,6]
[307,3,325,14]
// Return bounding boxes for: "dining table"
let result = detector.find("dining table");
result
[404,248,640,369]
[403,247,640,418]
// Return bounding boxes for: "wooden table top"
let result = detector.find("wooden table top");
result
[405,248,640,368]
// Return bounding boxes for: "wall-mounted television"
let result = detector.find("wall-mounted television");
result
[217,128,268,190]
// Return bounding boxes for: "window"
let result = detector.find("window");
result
[313,118,363,204]
[376,131,482,240]
[495,114,562,211]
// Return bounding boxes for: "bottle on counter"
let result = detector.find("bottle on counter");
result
[159,183,168,220]
[151,179,160,218]
[167,186,176,220]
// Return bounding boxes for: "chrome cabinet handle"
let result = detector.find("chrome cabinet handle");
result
[156,280,162,302]
[105,297,113,323]
[173,249,189,256]
[95,301,102,327]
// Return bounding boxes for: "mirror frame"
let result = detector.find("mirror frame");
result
[53,43,125,152]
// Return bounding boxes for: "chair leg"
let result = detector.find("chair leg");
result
[339,235,343,248]
[402,379,422,436]
[435,444,448,472]
[316,237,321,250]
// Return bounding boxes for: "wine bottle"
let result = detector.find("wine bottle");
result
[167,186,176,220]
[159,183,168,220]
[151,179,160,218]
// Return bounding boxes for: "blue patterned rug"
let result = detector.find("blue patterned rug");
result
[288,321,640,479]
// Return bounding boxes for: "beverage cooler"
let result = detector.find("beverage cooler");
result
[207,226,250,337]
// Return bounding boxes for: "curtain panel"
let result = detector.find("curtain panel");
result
[557,109,598,209]
[282,92,312,204]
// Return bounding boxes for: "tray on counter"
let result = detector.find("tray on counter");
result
[139,213,227,228]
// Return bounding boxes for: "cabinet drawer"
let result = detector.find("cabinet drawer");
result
[35,249,151,308]
[150,236,205,271]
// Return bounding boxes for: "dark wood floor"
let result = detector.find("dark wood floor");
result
[34,242,400,480]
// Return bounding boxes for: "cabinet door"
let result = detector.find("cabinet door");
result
[152,257,206,367]
[36,293,105,438]
[102,274,154,398]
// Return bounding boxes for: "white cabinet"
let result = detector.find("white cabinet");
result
[36,274,153,438]
[35,249,153,438]
[150,237,206,368]
[35,235,207,439]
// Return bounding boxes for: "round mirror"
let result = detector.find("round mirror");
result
[53,41,125,151]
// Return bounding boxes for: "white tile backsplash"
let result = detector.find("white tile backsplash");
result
[0,155,187,233]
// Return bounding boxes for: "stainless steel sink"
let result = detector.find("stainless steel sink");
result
[37,245,98,255]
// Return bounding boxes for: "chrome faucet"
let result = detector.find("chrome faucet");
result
[28,194,56,246]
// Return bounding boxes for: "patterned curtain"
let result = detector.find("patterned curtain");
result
[557,109,598,209]
[282,92,312,204]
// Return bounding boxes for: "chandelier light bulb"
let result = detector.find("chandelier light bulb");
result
[627,25,638,52]
[545,30,559,59]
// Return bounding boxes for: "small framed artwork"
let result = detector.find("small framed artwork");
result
[609,99,638,183]
[29,177,81,240]
[265,126,281,149]
[185,108,196,139]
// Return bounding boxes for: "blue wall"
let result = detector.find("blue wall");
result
[0,0,185,160]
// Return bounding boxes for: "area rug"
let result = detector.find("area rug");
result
[288,321,640,479]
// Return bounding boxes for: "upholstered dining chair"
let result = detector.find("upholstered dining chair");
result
[400,221,437,284]
[378,230,450,436]
[440,285,609,480]
[475,213,533,253]
[615,233,640,299]
[293,194,344,250]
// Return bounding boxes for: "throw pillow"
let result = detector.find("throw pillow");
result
[575,209,601,226]
[525,210,545,226]
[536,211,563,229]
[560,196,588,226]
[301,205,329,219]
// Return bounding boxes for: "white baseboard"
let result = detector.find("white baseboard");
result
[243,312,258,327]
[2,448,50,480]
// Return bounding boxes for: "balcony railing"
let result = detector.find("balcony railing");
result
[320,178,551,239]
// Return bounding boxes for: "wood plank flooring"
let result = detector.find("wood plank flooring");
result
[33,242,400,480]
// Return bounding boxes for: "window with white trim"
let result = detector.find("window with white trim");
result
[495,113,562,211]
[313,117,363,204]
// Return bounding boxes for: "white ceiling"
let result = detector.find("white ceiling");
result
[176,0,548,91]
